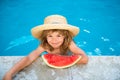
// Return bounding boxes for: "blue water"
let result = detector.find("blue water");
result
[0,0,120,56]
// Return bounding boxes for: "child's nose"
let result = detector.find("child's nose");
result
[52,37,58,42]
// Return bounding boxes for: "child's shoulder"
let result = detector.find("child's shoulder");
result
[37,45,51,53]
[69,41,77,46]
[35,45,46,52]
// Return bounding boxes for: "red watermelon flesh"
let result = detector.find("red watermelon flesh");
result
[41,54,81,68]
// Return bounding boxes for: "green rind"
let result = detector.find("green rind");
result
[41,55,81,69]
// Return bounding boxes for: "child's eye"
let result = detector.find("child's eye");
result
[47,35,52,37]
[57,35,63,37]
[57,35,61,37]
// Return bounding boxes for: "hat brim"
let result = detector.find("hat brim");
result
[31,24,80,39]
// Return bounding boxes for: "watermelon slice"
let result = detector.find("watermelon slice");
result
[41,54,81,68]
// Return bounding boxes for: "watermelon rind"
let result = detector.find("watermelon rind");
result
[41,54,81,69]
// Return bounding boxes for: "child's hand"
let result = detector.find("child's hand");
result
[3,73,12,80]
[76,54,88,64]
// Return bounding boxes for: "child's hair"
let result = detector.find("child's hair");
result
[40,29,73,55]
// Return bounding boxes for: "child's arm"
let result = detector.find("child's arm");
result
[3,46,45,80]
[69,41,88,64]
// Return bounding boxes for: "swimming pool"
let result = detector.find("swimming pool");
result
[0,0,120,56]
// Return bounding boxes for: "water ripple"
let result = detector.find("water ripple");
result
[5,35,35,51]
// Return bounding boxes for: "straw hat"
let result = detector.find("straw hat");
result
[31,15,80,39]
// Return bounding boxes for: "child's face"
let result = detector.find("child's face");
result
[47,31,64,49]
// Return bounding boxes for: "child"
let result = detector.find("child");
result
[3,15,88,80]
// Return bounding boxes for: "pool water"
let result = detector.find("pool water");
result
[0,0,120,56]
